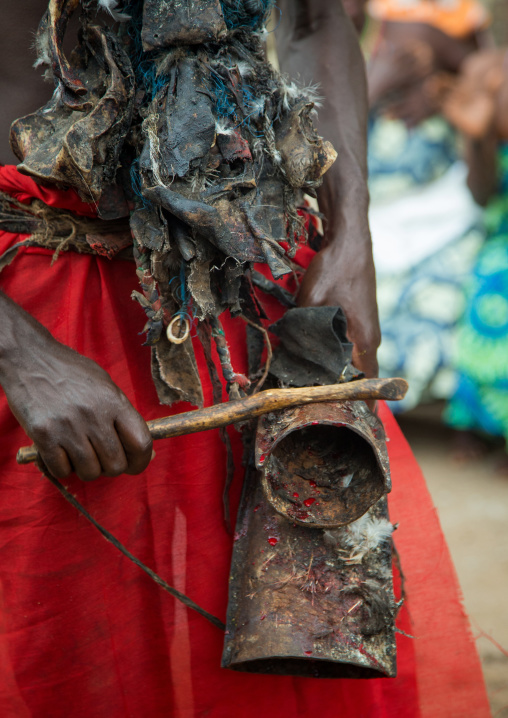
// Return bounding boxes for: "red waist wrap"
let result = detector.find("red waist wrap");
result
[0,166,489,717]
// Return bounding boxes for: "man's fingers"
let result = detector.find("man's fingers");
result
[37,429,143,481]
[37,444,73,480]
[90,430,129,478]
[115,412,153,475]
[63,439,103,482]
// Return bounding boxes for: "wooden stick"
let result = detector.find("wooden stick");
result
[16,377,407,466]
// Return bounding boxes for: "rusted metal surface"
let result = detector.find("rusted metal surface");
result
[256,401,391,528]
[222,401,397,678]
[222,477,397,677]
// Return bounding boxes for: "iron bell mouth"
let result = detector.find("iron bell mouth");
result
[256,401,391,528]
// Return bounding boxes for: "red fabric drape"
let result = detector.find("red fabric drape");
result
[0,167,490,717]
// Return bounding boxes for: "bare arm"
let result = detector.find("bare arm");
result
[429,52,504,206]
[464,133,498,207]
[0,2,152,480]
[276,0,380,377]
[0,291,153,480]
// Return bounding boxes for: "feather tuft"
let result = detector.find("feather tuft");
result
[98,0,131,22]
[342,515,395,564]
[215,119,235,136]
[235,61,253,78]
[280,77,323,111]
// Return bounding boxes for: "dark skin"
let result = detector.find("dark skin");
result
[1,0,377,480]
[430,49,508,206]
[367,21,483,128]
[277,0,380,379]
[0,294,153,480]
[342,0,368,35]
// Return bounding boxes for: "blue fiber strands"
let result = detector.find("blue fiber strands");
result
[220,0,275,30]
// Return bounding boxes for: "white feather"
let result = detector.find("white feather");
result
[98,0,130,22]
[215,119,235,136]
[281,77,323,112]
[33,26,51,69]
[343,515,394,564]
[235,61,253,78]
[341,471,355,488]
[247,97,265,119]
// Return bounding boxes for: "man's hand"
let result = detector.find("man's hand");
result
[277,0,380,378]
[0,292,152,481]
[298,236,380,379]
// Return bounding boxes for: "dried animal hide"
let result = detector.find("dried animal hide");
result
[269,307,360,387]
[151,334,204,408]
[275,101,338,189]
[34,0,85,107]
[11,22,134,205]
[14,0,342,406]
[128,29,337,396]
[142,0,227,49]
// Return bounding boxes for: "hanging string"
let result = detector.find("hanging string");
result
[42,470,225,631]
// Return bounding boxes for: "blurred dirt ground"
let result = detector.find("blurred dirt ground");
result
[397,404,508,717]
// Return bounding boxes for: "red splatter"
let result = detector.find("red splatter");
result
[293,492,299,498]
[309,480,316,488]
[303,498,316,507]
[304,650,313,656]
[253,504,261,512]
[268,537,278,546]
[259,453,266,464]
[260,614,266,621]
[357,643,383,669]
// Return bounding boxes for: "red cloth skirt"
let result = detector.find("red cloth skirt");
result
[0,166,490,717]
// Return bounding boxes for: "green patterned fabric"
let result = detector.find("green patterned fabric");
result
[445,145,508,441]
[368,116,484,412]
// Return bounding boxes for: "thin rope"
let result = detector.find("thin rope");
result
[43,471,226,631]
[241,314,273,393]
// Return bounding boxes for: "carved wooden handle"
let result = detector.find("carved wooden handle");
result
[16,377,408,465]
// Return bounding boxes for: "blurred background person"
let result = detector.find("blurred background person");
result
[364,0,491,412]
[428,49,508,467]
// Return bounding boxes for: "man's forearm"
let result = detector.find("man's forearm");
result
[276,0,370,243]
[465,133,498,207]
[0,288,153,480]
[0,290,52,385]
[275,0,380,378]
